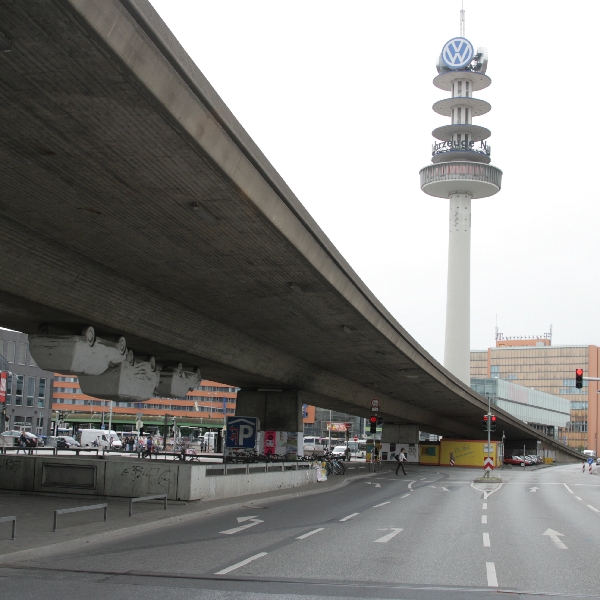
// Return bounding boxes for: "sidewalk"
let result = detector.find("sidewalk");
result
[0,464,386,564]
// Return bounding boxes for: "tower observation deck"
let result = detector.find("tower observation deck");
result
[420,20,502,385]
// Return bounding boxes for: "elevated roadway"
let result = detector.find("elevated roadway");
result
[0,0,581,458]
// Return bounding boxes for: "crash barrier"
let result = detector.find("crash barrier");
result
[53,503,107,532]
[129,494,167,517]
[0,516,16,540]
[0,446,103,457]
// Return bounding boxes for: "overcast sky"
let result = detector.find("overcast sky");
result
[149,0,600,363]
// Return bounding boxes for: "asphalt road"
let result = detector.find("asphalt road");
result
[1,464,600,600]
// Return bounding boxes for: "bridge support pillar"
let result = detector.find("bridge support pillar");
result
[235,390,303,432]
[381,424,419,444]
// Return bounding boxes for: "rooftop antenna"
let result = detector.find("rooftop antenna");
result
[460,1,465,37]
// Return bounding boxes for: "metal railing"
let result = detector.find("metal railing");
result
[129,494,167,517]
[53,503,107,532]
[0,515,16,540]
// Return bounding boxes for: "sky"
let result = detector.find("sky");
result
[148,0,600,364]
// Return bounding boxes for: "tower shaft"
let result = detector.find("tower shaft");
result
[444,193,471,385]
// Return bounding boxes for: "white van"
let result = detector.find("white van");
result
[583,449,597,458]
[203,431,218,451]
[77,429,123,449]
[303,437,325,454]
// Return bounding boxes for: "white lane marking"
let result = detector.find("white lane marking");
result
[340,513,360,522]
[215,552,268,575]
[442,487,449,492]
[420,478,427,480]
[429,485,436,488]
[482,502,487,509]
[483,533,491,547]
[563,484,574,494]
[587,505,600,513]
[296,528,324,539]
[482,515,487,524]
[374,527,403,543]
[530,487,539,492]
[400,493,410,498]
[576,496,583,501]
[407,481,416,490]
[486,562,498,587]
[220,517,264,535]
[373,501,390,508]
[543,528,568,550]
[471,482,503,499]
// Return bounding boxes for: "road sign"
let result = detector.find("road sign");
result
[225,416,259,448]
[371,398,379,412]
[483,457,494,471]
[100,424,106,430]
[587,457,594,465]
[353,435,358,441]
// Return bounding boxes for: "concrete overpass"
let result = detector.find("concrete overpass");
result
[0,0,581,459]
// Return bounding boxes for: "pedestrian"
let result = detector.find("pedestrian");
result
[396,447,407,475]
[16,431,27,454]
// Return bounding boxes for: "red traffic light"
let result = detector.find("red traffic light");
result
[576,369,583,376]
[482,415,488,421]
[369,415,377,424]
[491,415,497,421]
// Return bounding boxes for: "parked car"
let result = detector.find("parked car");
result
[56,436,80,449]
[331,445,349,458]
[503,456,527,467]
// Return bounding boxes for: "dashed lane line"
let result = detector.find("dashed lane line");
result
[373,502,390,508]
[400,493,410,499]
[482,502,487,509]
[486,562,498,587]
[482,515,487,524]
[340,513,360,522]
[587,505,600,513]
[483,533,491,547]
[215,552,268,575]
[576,496,583,501]
[373,528,403,543]
[563,484,574,494]
[296,528,324,539]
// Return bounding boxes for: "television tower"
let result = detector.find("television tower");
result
[419,10,502,385]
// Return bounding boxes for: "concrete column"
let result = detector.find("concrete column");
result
[381,424,419,444]
[235,389,303,432]
[444,193,472,385]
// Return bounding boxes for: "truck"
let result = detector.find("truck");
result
[76,428,123,449]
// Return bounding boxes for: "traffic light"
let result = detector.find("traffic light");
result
[482,415,488,431]
[576,368,584,389]
[369,415,377,434]
[490,415,497,432]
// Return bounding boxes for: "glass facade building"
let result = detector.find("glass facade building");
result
[471,343,599,451]
[470,378,570,438]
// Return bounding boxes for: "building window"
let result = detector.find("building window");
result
[26,376,35,407]
[6,341,15,364]
[38,378,46,408]
[17,343,27,365]
[491,366,500,378]
[15,375,23,406]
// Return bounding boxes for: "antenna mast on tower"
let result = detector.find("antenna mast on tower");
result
[460,3,465,37]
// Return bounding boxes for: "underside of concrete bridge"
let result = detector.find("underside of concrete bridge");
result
[0,0,582,460]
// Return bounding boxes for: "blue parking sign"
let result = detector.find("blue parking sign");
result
[225,416,259,448]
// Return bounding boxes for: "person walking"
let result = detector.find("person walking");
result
[16,431,27,454]
[395,447,407,475]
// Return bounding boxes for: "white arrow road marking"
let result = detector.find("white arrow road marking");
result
[407,481,416,490]
[486,562,498,587]
[543,528,568,550]
[374,528,403,543]
[373,501,390,508]
[215,552,267,575]
[296,528,324,539]
[587,505,600,513]
[482,515,487,524]
[530,487,539,492]
[442,487,449,492]
[483,533,491,547]
[220,517,264,535]
[340,513,359,522]
[374,483,381,488]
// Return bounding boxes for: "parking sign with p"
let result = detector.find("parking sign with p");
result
[225,416,259,448]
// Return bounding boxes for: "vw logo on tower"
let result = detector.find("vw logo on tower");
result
[441,37,474,69]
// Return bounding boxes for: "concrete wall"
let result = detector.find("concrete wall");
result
[0,456,317,501]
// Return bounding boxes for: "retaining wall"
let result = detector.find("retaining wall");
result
[0,455,316,500]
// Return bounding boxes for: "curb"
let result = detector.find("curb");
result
[0,469,382,564]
